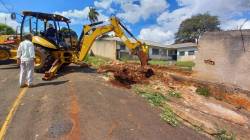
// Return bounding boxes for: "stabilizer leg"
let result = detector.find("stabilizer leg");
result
[42,59,63,81]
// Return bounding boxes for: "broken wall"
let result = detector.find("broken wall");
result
[193,30,250,90]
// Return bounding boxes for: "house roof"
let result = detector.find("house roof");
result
[166,42,197,49]
[98,37,197,49]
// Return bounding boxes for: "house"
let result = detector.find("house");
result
[91,37,197,61]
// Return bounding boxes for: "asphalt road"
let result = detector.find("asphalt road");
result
[0,62,209,140]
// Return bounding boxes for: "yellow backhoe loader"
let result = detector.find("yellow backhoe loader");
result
[0,11,149,80]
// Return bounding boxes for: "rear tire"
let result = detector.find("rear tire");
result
[35,46,54,73]
[0,45,14,64]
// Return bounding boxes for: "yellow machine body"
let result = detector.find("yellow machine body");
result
[0,11,149,80]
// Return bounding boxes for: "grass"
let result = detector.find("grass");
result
[141,92,166,106]
[215,129,236,140]
[167,90,182,98]
[196,87,210,97]
[160,105,179,127]
[84,55,111,68]
[120,58,169,66]
[133,87,166,107]
[148,60,169,66]
[133,86,179,127]
[175,61,195,70]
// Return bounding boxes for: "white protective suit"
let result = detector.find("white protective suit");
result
[17,40,35,86]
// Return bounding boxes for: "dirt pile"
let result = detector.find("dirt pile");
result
[97,63,154,88]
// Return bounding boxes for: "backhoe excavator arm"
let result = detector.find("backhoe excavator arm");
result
[42,17,149,80]
[77,17,149,66]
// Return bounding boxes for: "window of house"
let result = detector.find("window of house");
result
[119,44,126,50]
[179,51,185,56]
[162,49,167,56]
[152,48,159,55]
[188,50,195,55]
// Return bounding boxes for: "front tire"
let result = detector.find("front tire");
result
[35,46,54,73]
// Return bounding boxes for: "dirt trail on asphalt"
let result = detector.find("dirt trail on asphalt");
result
[0,63,208,140]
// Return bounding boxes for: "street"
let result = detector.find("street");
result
[0,62,208,140]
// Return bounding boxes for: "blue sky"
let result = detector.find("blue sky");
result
[0,0,249,44]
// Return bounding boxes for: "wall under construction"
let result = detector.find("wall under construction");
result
[193,30,250,91]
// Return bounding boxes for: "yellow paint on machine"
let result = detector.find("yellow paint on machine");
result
[0,88,28,140]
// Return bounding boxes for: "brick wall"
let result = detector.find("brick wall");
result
[193,30,250,90]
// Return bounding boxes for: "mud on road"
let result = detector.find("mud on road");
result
[0,63,208,140]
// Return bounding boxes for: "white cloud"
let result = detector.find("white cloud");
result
[139,26,175,44]
[94,0,168,24]
[221,19,250,30]
[54,0,250,45]
[94,0,113,9]
[0,12,19,30]
[55,7,108,25]
[139,0,250,45]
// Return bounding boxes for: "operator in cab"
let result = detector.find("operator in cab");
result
[17,34,35,88]
[45,23,57,43]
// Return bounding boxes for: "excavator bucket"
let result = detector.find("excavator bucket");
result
[137,50,149,66]
[137,44,149,66]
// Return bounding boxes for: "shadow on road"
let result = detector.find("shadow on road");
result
[60,65,97,74]
[0,65,19,69]
[34,80,69,88]
[0,60,16,65]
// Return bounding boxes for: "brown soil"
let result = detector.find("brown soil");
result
[98,63,155,88]
[98,62,250,112]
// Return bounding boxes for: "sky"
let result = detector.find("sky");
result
[0,0,249,44]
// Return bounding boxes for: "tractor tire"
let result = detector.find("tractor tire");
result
[35,46,55,73]
[0,45,12,64]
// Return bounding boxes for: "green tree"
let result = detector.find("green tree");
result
[175,13,220,43]
[0,23,15,35]
[88,7,99,23]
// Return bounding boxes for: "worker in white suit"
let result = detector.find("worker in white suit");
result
[17,34,35,88]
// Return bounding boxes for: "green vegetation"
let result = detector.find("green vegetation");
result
[148,60,169,66]
[0,23,15,35]
[84,55,111,68]
[141,92,166,106]
[175,61,195,68]
[168,90,182,98]
[134,87,166,106]
[133,86,179,127]
[215,129,236,140]
[195,87,210,97]
[120,59,169,66]
[160,105,179,127]
[88,7,99,23]
[175,13,220,43]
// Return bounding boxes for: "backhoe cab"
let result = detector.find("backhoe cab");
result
[0,11,149,80]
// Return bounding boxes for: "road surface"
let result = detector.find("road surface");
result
[0,62,209,140]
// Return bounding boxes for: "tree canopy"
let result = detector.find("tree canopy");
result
[0,24,15,35]
[88,7,99,23]
[175,13,220,43]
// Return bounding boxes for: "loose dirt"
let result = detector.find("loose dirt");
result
[97,61,250,139]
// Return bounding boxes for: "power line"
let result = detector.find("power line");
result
[0,0,11,13]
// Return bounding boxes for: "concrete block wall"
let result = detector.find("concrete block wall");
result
[91,40,117,60]
[193,30,250,90]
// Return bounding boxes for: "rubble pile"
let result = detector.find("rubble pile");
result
[97,63,154,88]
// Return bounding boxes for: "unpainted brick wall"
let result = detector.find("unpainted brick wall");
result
[193,30,250,90]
